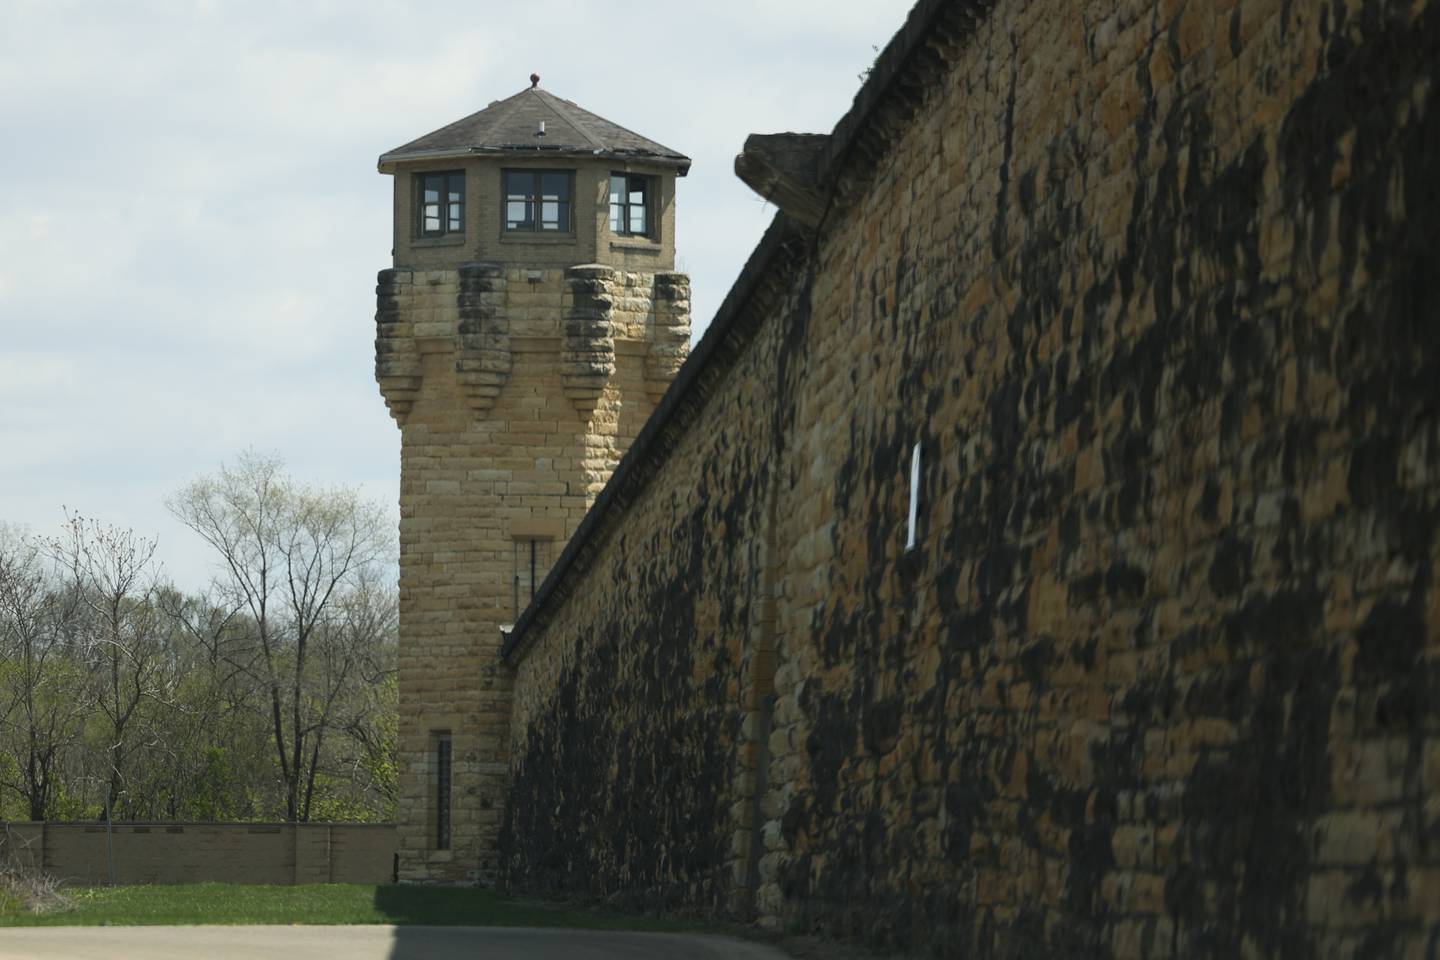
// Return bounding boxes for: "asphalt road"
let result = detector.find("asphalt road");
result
[0,925,793,959]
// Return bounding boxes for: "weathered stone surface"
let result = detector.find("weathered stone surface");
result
[499,0,1440,955]
[646,272,692,403]
[734,134,830,228]
[376,264,689,885]
[562,265,619,413]
[454,263,512,413]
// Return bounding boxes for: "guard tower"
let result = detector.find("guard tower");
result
[374,78,691,883]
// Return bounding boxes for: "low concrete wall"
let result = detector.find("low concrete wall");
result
[0,822,396,886]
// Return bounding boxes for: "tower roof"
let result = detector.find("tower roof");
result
[378,85,690,175]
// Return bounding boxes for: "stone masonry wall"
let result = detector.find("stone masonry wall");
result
[377,261,688,883]
[503,266,797,912]
[0,822,395,886]
[501,0,1440,956]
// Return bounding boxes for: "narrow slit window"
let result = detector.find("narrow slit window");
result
[435,732,452,850]
[907,442,921,551]
[513,538,553,619]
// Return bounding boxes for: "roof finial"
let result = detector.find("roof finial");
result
[530,72,540,89]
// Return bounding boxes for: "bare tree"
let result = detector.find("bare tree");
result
[49,514,169,819]
[330,569,399,818]
[0,527,87,820]
[146,587,272,820]
[166,452,393,821]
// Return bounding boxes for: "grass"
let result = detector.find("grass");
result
[0,882,715,930]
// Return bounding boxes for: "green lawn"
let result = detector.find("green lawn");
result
[0,882,709,930]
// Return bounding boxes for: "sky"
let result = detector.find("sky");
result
[0,0,916,591]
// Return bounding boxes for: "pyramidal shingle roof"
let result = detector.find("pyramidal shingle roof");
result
[378,85,690,175]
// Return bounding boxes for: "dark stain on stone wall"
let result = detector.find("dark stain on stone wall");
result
[500,353,784,912]
[498,0,1440,955]
[767,2,1434,954]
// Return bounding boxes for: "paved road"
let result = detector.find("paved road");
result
[0,925,792,959]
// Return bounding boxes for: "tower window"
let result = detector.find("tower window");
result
[434,732,452,850]
[416,171,464,237]
[513,538,553,619]
[609,173,651,237]
[504,170,571,232]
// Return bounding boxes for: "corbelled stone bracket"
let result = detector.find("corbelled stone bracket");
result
[646,272,692,404]
[455,263,512,415]
[563,265,618,413]
[374,268,422,423]
[734,133,831,228]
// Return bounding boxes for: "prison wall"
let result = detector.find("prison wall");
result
[500,0,1440,956]
[500,235,797,913]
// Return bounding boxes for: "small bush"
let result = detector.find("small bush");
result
[0,828,71,917]
[0,864,71,916]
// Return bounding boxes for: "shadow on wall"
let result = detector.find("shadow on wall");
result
[384,926,783,959]
[371,886,777,959]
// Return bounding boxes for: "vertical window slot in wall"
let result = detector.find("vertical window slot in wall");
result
[907,442,922,551]
[435,732,452,851]
[513,538,553,620]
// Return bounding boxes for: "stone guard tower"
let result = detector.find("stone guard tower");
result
[374,80,690,883]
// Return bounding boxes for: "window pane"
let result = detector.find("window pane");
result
[610,203,623,232]
[539,202,569,231]
[629,207,646,235]
[448,173,464,196]
[540,172,569,202]
[505,171,533,199]
[448,203,463,231]
[507,200,531,229]
[610,174,626,204]
[425,216,440,232]
[629,179,647,205]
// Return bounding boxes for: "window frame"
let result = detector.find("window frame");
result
[609,172,654,238]
[414,170,465,239]
[502,168,574,234]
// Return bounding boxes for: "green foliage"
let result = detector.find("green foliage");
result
[1,465,399,826]
[0,755,17,819]
[306,777,384,824]
[188,748,239,822]
[48,788,98,823]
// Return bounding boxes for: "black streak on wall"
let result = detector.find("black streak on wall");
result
[497,1,1440,956]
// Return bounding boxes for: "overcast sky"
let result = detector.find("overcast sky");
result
[0,0,915,590]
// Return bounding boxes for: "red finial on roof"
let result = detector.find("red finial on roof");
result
[530,73,540,88]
